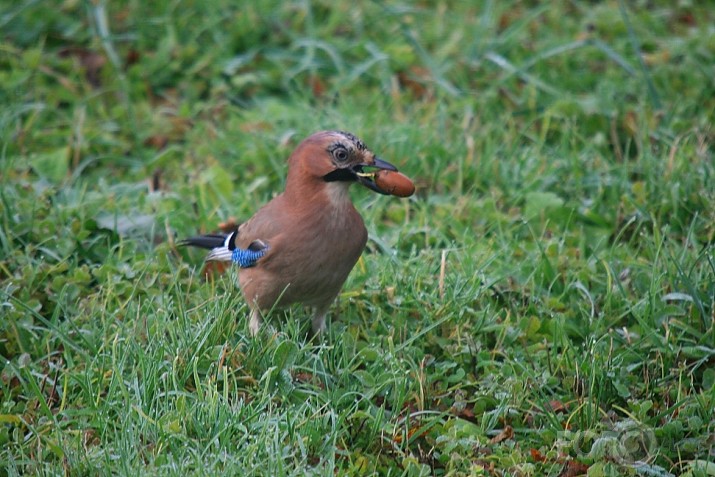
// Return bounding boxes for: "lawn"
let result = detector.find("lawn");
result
[1,0,714,475]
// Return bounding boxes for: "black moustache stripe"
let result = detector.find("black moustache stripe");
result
[323,168,356,182]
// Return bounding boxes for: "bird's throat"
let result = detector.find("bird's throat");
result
[324,181,352,207]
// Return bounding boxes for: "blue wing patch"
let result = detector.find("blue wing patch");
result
[231,247,267,268]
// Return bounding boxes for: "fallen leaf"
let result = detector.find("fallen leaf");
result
[397,66,431,98]
[473,460,496,473]
[292,371,324,387]
[558,460,589,477]
[675,12,696,26]
[218,218,239,233]
[392,424,428,444]
[58,47,106,87]
[202,261,229,279]
[530,448,547,462]
[548,400,568,414]
[308,74,326,97]
[455,406,478,423]
[83,429,100,448]
[489,425,514,444]
[144,135,169,150]
[125,48,141,67]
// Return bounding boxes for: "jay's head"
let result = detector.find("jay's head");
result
[287,130,397,196]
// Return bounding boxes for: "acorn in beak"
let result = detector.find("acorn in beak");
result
[352,157,398,194]
[324,157,398,195]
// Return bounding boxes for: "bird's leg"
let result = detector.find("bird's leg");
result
[310,305,331,337]
[249,308,262,336]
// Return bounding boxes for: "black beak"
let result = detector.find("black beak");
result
[354,157,398,194]
[323,157,398,195]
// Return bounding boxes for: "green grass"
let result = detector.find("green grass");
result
[1,0,714,475]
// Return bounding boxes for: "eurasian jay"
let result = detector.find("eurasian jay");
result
[182,130,412,336]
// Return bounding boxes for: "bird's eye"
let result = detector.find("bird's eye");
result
[333,148,349,162]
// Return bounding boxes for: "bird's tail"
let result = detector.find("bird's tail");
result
[180,233,233,278]
[179,234,229,250]
[180,233,235,263]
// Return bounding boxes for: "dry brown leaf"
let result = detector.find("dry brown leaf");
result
[59,47,107,87]
[397,66,431,99]
[530,448,547,462]
[218,218,239,233]
[558,460,589,477]
[308,74,326,97]
[548,400,568,414]
[144,135,169,150]
[202,261,230,279]
[489,425,514,444]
